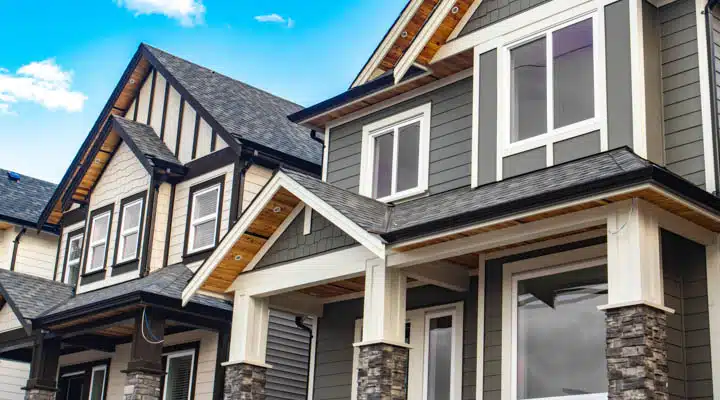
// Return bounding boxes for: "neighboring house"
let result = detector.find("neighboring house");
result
[0,44,322,400]
[0,169,58,400]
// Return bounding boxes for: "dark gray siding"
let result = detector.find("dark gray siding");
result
[660,0,706,188]
[502,147,546,179]
[553,131,601,164]
[712,8,720,176]
[477,50,498,186]
[482,261,502,400]
[267,310,313,400]
[327,78,472,195]
[256,211,357,269]
[459,0,551,37]
[606,0,634,150]
[662,231,713,399]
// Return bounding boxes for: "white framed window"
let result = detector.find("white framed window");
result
[503,254,608,400]
[351,302,463,400]
[163,349,196,400]
[188,184,221,253]
[89,364,107,400]
[64,233,83,285]
[359,103,431,202]
[117,198,143,263]
[86,211,111,273]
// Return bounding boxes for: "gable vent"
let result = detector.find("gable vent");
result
[7,171,20,182]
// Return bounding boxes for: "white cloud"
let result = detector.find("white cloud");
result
[254,13,295,28]
[115,0,205,26]
[0,59,87,114]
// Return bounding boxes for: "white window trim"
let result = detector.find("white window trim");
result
[188,184,221,254]
[117,199,143,263]
[359,103,431,203]
[86,212,111,273]
[64,233,83,284]
[351,302,464,400]
[162,348,197,400]
[89,364,108,400]
[502,249,608,400]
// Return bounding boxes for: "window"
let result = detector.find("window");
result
[163,349,196,400]
[360,103,431,202]
[351,302,463,400]
[117,198,143,263]
[510,261,608,400]
[188,183,221,253]
[89,365,107,400]
[64,232,83,286]
[86,211,111,273]
[508,17,595,143]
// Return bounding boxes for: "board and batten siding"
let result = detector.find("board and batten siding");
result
[0,360,29,400]
[327,78,472,194]
[266,309,313,400]
[242,165,273,211]
[459,0,551,38]
[660,0,707,188]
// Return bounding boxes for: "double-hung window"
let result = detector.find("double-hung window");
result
[87,211,111,273]
[360,103,431,202]
[117,198,143,263]
[188,184,221,253]
[162,349,196,400]
[64,232,83,285]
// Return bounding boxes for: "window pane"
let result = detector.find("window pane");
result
[517,266,608,399]
[123,202,142,230]
[166,355,193,400]
[373,132,394,199]
[90,243,106,270]
[89,368,105,400]
[121,232,139,260]
[193,188,219,220]
[427,315,452,400]
[68,263,79,287]
[396,122,420,193]
[553,19,594,128]
[92,215,109,242]
[69,237,82,262]
[192,219,216,250]
[511,37,547,142]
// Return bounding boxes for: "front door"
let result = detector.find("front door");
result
[58,373,85,400]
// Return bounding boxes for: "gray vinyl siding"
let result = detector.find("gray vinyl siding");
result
[477,50,498,186]
[459,0,551,37]
[255,211,357,269]
[662,231,713,400]
[712,9,720,172]
[605,0,634,150]
[327,78,472,195]
[267,309,313,400]
[660,0,706,188]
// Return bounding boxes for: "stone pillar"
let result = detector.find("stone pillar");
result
[224,363,267,400]
[605,304,668,399]
[122,308,165,400]
[23,332,60,400]
[123,371,162,400]
[356,343,409,400]
[24,389,56,400]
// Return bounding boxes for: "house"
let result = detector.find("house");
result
[0,44,323,400]
[174,0,720,399]
[0,169,58,399]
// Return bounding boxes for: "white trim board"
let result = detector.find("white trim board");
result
[695,0,717,193]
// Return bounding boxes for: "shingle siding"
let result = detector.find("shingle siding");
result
[459,0,552,37]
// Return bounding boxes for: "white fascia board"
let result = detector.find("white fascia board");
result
[394,0,457,84]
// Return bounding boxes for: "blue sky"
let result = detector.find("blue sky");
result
[0,0,406,183]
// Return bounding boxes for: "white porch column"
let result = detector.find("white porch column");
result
[705,236,720,397]
[226,291,271,367]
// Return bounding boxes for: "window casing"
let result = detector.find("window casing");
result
[188,184,221,254]
[162,349,196,400]
[89,364,107,400]
[117,198,143,263]
[64,233,83,285]
[359,103,431,202]
[86,211,111,273]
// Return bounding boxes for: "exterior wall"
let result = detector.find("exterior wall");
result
[242,165,273,211]
[660,0,707,188]
[11,228,57,280]
[149,182,172,272]
[459,0,551,37]
[0,227,12,271]
[0,305,21,333]
[266,309,313,400]
[0,359,29,400]
[327,78,472,194]
[713,8,720,161]
[255,211,357,270]
[605,0,634,151]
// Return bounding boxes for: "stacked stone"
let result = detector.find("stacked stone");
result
[356,343,409,400]
[24,388,56,400]
[123,371,162,400]
[606,304,668,400]
[224,363,267,400]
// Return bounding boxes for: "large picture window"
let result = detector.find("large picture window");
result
[360,103,431,202]
[86,211,111,273]
[187,181,222,254]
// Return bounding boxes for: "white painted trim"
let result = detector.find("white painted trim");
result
[359,102,432,202]
[303,205,313,235]
[705,237,720,398]
[86,211,111,273]
[89,364,108,400]
[188,184,222,254]
[362,259,407,344]
[486,228,606,259]
[228,292,270,366]
[64,233,84,284]
[307,316,318,400]
[403,260,470,292]
[475,254,486,400]
[695,0,717,193]
[421,303,464,400]
[448,0,483,41]
[244,202,305,273]
[644,200,716,245]
[351,318,362,400]
[597,299,674,313]
[320,280,428,304]
[471,44,481,188]
[116,198,143,263]
[395,0,457,84]
[162,349,195,400]
[629,0,648,158]
[269,292,324,317]
[352,0,426,88]
[322,126,330,182]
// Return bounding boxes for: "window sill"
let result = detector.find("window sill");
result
[111,259,140,277]
[502,118,601,157]
[375,187,428,204]
[81,268,106,279]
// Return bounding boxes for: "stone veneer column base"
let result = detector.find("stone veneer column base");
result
[224,363,268,400]
[24,389,56,400]
[123,370,163,400]
[356,343,409,400]
[606,304,668,400]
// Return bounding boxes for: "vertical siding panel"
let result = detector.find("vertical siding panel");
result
[605,0,634,150]
[164,86,182,155]
[136,73,153,125]
[126,99,137,122]
[178,104,197,163]
[149,74,167,134]
[149,182,172,273]
[195,118,213,159]
[242,165,273,211]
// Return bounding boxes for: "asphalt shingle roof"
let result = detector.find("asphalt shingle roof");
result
[0,169,56,227]
[0,269,73,321]
[144,44,322,166]
[112,116,182,168]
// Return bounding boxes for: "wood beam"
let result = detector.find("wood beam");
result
[270,292,324,318]
[402,260,469,292]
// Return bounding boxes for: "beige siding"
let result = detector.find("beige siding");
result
[149,73,167,134]
[178,103,197,163]
[135,73,152,124]
[126,99,136,121]
[215,135,229,151]
[0,360,29,400]
[149,183,172,272]
[196,119,213,158]
[0,227,12,270]
[242,165,273,211]
[167,165,233,266]
[12,229,57,280]
[0,304,21,333]
[164,86,182,154]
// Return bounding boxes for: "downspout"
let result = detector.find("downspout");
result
[705,0,720,194]
[9,227,27,272]
[295,316,314,399]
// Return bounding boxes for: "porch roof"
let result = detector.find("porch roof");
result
[0,269,73,333]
